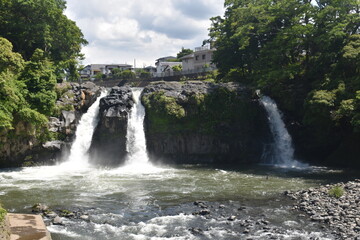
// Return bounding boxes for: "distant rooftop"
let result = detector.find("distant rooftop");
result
[156,56,177,62]
[180,53,194,60]
[195,46,210,52]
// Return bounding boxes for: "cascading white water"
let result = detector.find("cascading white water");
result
[65,90,108,168]
[116,87,163,173]
[259,95,307,168]
[125,88,149,164]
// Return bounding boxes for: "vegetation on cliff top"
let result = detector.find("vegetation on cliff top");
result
[208,0,360,163]
[142,86,260,135]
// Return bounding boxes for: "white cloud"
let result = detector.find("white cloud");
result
[64,0,224,67]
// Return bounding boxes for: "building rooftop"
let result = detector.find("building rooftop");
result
[180,53,194,60]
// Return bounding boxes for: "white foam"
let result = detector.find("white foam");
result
[64,90,108,169]
[47,225,81,238]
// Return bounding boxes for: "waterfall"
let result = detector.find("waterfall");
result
[114,87,165,174]
[64,90,108,167]
[259,95,307,168]
[125,88,149,164]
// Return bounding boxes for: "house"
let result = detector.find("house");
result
[155,56,182,77]
[80,64,133,80]
[180,45,216,72]
[106,64,133,73]
[181,53,195,72]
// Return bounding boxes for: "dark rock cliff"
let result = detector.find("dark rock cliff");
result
[141,81,271,164]
[89,86,134,166]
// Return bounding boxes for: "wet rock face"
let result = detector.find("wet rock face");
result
[53,82,102,140]
[90,86,134,166]
[142,81,271,165]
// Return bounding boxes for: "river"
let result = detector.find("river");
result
[0,88,356,239]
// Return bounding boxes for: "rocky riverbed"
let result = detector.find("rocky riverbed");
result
[33,199,335,239]
[286,179,360,239]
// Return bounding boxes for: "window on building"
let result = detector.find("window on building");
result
[195,55,199,61]
[202,55,206,60]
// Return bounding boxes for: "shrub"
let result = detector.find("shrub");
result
[328,186,344,198]
[17,108,48,127]
[172,64,182,72]
[55,83,72,99]
[0,205,6,222]
[120,70,136,80]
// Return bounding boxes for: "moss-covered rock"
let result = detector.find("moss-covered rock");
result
[142,81,271,164]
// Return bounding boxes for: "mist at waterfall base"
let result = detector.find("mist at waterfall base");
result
[0,89,355,239]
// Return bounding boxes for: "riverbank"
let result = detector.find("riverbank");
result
[286,179,360,239]
[0,218,9,240]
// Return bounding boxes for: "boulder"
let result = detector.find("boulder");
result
[52,216,63,225]
[89,86,134,166]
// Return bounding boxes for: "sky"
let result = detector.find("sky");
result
[64,0,225,67]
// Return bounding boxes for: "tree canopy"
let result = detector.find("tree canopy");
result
[177,47,194,59]
[209,0,360,127]
[0,38,48,130]
[0,0,87,81]
[0,0,87,63]
[208,0,360,160]
[0,0,87,140]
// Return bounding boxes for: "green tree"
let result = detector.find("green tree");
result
[208,0,313,83]
[111,68,122,78]
[120,70,136,80]
[0,0,87,80]
[172,64,182,72]
[94,72,105,80]
[19,49,57,116]
[207,0,360,161]
[0,38,25,129]
[0,38,49,131]
[177,47,194,59]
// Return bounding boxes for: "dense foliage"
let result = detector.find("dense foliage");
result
[0,0,87,81]
[0,0,86,143]
[208,0,360,163]
[0,203,6,222]
[0,38,52,134]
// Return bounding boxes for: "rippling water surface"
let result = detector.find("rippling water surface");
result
[0,163,355,239]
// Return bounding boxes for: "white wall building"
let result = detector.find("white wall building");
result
[180,45,216,73]
[155,56,182,77]
[80,64,133,80]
